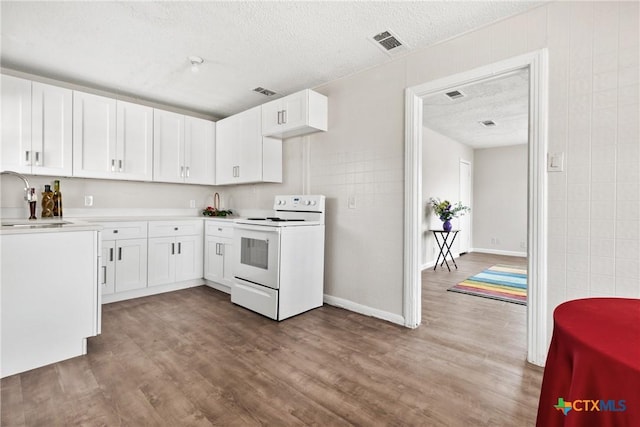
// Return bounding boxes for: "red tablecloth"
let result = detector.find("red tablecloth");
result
[536,298,640,427]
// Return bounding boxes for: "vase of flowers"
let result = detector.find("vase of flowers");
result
[429,197,470,231]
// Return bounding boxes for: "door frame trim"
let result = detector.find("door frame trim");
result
[403,49,549,366]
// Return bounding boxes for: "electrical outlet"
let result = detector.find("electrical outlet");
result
[84,195,93,207]
[490,237,496,245]
[189,200,196,208]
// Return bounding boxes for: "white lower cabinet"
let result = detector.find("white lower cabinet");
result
[99,222,148,295]
[148,220,204,287]
[204,221,234,290]
[1,229,100,378]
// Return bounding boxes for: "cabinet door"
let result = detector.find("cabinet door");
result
[222,240,234,284]
[280,90,307,130]
[101,241,116,295]
[31,82,73,176]
[236,106,263,183]
[1,75,32,173]
[204,235,224,283]
[175,234,204,282]
[153,109,185,183]
[117,101,153,181]
[261,97,283,137]
[115,238,148,292]
[184,116,215,185]
[147,236,176,286]
[215,114,239,185]
[73,91,117,179]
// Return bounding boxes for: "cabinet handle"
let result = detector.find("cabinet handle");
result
[215,242,220,255]
[178,242,182,254]
[186,166,190,178]
[102,266,107,285]
[171,242,175,255]
[111,159,116,172]
[282,109,287,124]
[25,151,30,165]
[217,227,223,231]
[236,166,240,177]
[118,159,123,172]
[35,151,41,166]
[109,247,114,262]
[180,166,184,177]
[277,110,282,124]
[118,247,122,261]
[219,243,224,256]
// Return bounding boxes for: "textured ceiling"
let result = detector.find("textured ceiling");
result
[423,68,529,149]
[1,1,543,119]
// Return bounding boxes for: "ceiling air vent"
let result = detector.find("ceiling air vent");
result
[479,120,497,127]
[445,90,465,100]
[253,87,276,96]
[370,30,408,56]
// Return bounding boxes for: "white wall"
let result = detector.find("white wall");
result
[422,127,473,266]
[308,1,639,331]
[473,144,527,256]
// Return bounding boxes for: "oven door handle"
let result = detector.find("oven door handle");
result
[234,223,281,233]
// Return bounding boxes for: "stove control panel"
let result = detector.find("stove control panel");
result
[274,195,325,212]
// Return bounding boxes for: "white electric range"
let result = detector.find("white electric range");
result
[231,195,325,320]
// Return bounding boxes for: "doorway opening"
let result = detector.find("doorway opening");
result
[403,50,549,366]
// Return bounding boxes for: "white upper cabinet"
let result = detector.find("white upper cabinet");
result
[184,116,216,185]
[153,109,184,183]
[73,92,152,180]
[153,110,215,185]
[1,75,72,176]
[261,89,328,139]
[216,106,281,185]
[73,91,117,178]
[116,101,153,181]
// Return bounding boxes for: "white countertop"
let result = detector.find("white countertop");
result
[0,218,102,235]
[1,215,240,235]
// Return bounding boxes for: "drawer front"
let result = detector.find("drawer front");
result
[99,222,148,240]
[231,281,278,320]
[148,220,204,237]
[205,221,234,238]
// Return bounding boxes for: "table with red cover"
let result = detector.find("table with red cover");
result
[536,298,640,427]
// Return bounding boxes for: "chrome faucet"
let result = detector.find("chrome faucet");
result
[1,170,36,203]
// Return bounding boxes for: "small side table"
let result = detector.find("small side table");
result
[430,229,459,271]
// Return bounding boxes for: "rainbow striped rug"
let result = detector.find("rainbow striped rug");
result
[448,265,527,305]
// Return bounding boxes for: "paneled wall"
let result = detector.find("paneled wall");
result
[308,1,639,334]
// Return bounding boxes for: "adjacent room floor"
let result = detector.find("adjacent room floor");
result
[1,252,542,426]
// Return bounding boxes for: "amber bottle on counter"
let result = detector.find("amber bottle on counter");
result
[41,185,54,218]
[53,180,63,217]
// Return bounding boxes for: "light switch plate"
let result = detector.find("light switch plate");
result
[348,194,356,209]
[547,152,564,172]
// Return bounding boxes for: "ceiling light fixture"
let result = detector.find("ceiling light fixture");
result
[189,56,204,72]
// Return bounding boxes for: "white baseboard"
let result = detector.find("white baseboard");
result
[323,294,405,326]
[102,279,204,304]
[204,280,231,295]
[472,247,527,257]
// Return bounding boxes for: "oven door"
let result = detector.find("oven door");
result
[233,224,280,289]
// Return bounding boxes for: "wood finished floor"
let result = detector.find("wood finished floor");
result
[1,252,542,426]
